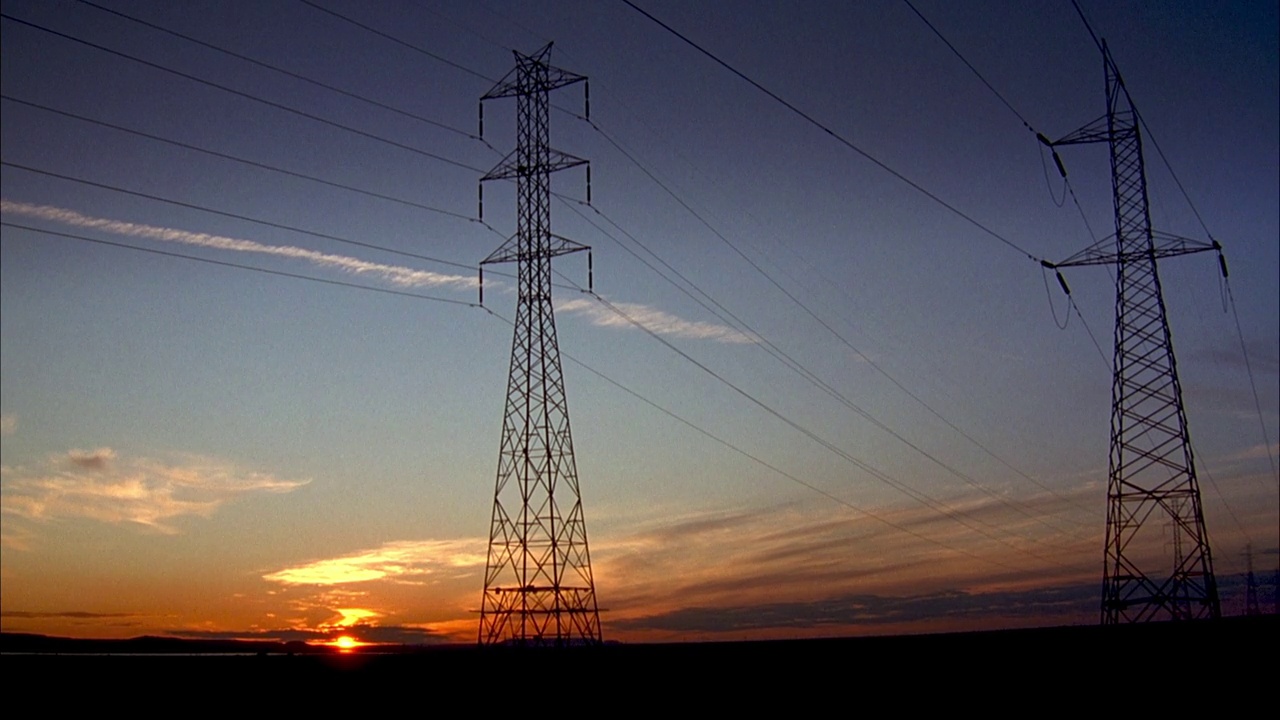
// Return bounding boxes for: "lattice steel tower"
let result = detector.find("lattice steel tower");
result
[475,43,601,645]
[1045,42,1220,622]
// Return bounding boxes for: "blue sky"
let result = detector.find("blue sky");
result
[2,0,1276,642]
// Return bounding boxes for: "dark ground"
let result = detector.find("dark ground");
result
[4,615,1274,706]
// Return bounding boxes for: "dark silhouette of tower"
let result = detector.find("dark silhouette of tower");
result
[1044,41,1220,622]
[476,44,601,645]
[1244,544,1261,617]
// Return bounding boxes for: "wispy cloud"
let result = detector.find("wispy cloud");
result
[0,448,308,533]
[1,199,477,290]
[1,610,144,620]
[0,414,15,436]
[558,298,754,344]
[264,539,486,586]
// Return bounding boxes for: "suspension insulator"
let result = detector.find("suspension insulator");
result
[1056,270,1071,296]
[478,184,484,221]
[479,266,484,306]
[584,81,590,120]
[588,251,594,293]
[1052,151,1067,178]
[1218,253,1229,279]
[479,103,484,138]
[586,165,592,205]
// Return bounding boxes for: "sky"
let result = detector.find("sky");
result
[1,0,1276,644]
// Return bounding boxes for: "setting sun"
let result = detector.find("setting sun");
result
[331,636,361,652]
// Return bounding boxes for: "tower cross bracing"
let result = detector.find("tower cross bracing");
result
[476,43,601,645]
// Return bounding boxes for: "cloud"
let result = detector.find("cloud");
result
[1,610,144,620]
[166,623,452,645]
[0,414,15,436]
[1,199,477,290]
[588,498,1097,638]
[66,447,116,470]
[558,297,754,344]
[264,538,486,586]
[611,583,1099,634]
[0,448,308,533]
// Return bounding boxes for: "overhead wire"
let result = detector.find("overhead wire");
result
[480,305,1064,575]
[619,0,1043,265]
[0,12,485,174]
[547,265,1091,571]
[0,160,585,294]
[297,0,494,83]
[1065,0,1278,526]
[2,0,1121,566]
[558,194,1092,535]
[0,222,479,308]
[71,0,493,150]
[1,95,482,224]
[412,3,1098,527]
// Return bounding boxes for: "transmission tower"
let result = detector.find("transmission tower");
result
[475,43,601,645]
[1244,544,1260,617]
[1043,41,1221,623]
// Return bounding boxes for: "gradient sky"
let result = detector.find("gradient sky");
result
[2,0,1276,644]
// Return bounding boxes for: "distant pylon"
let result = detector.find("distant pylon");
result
[1044,41,1221,622]
[475,43,601,645]
[1244,544,1260,616]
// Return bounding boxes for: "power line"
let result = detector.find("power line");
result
[297,0,494,83]
[294,0,1084,530]
[619,0,1043,264]
[0,222,479,307]
[71,0,492,149]
[569,285,1088,573]
[0,160,581,294]
[1226,279,1280,488]
[296,1,1089,532]
[482,307,1062,576]
[900,0,1037,134]
[559,196,1092,535]
[1,95,479,223]
[0,12,485,174]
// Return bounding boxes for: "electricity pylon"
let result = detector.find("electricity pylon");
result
[1043,41,1221,623]
[475,43,601,645]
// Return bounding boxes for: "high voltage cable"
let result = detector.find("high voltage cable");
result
[481,307,1055,575]
[5,211,1059,575]
[1,96,479,223]
[297,0,493,83]
[0,12,485,174]
[901,0,1038,134]
[559,123,1093,520]
[277,0,1089,528]
[619,0,1043,264]
[1064,1,1277,517]
[71,0,493,150]
[1227,280,1280,488]
[558,195,1091,536]
[0,220,1074,575]
[1066,0,1215,242]
[564,283,1088,572]
[0,222,478,308]
[0,160,577,293]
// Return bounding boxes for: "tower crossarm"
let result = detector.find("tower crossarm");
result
[481,43,586,101]
[481,233,589,266]
[481,147,588,182]
[1050,231,1218,269]
[1050,114,1112,146]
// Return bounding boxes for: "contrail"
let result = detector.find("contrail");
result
[558,297,753,344]
[0,199,477,289]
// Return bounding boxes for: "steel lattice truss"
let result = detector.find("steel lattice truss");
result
[476,44,601,645]
[1049,43,1220,623]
